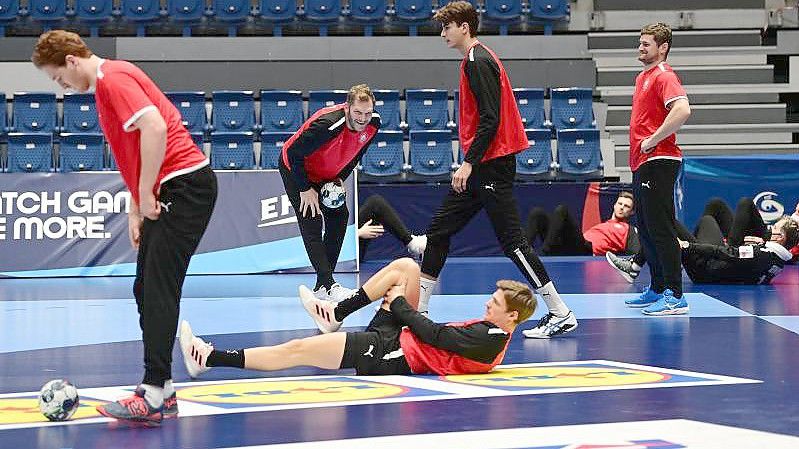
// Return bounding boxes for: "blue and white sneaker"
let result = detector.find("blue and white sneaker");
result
[625,285,662,308]
[642,289,689,316]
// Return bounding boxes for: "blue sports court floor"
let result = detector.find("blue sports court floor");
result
[1,256,799,448]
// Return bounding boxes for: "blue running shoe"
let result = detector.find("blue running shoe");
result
[625,285,662,308]
[642,289,689,316]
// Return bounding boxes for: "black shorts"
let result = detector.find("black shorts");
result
[340,309,412,375]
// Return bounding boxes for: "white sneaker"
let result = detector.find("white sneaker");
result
[299,285,343,333]
[406,235,427,257]
[313,286,329,301]
[327,283,357,303]
[522,311,578,339]
[179,320,213,378]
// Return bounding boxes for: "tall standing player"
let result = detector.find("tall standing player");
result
[280,84,380,302]
[32,30,217,425]
[627,23,691,315]
[421,2,577,338]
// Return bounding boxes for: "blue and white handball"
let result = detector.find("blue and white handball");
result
[39,379,80,421]
[320,181,346,209]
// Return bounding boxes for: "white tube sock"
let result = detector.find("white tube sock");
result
[536,282,570,317]
[418,277,437,313]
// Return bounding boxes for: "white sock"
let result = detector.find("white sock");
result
[140,383,164,408]
[418,277,437,313]
[536,282,570,317]
[163,379,175,398]
[631,262,642,271]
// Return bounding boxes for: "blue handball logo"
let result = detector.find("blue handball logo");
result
[754,191,784,224]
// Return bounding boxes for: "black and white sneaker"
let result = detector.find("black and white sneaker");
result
[522,311,578,339]
[605,252,640,284]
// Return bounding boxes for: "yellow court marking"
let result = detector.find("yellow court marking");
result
[444,366,668,388]
[0,398,103,424]
[179,380,408,405]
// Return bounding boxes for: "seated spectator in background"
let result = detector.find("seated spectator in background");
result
[526,191,639,256]
[358,194,426,261]
[608,197,799,286]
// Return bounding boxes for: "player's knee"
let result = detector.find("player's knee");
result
[284,338,307,355]
[396,257,420,274]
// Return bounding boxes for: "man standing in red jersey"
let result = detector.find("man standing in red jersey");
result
[32,30,217,426]
[418,1,577,340]
[626,23,692,315]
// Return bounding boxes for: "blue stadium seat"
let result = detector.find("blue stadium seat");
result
[529,0,568,35]
[257,0,296,36]
[393,0,432,36]
[308,90,347,116]
[405,89,448,131]
[211,0,250,36]
[210,91,255,133]
[360,130,404,180]
[74,0,114,37]
[451,89,459,131]
[61,93,99,134]
[168,0,205,36]
[372,90,401,131]
[0,0,19,37]
[59,133,105,172]
[190,132,204,149]
[347,0,385,36]
[166,91,207,136]
[260,90,303,132]
[121,0,164,36]
[555,128,602,179]
[516,128,553,180]
[106,145,117,170]
[11,92,56,135]
[0,92,7,143]
[482,0,522,35]
[210,131,255,169]
[259,131,292,169]
[408,129,453,180]
[300,0,341,36]
[550,87,594,130]
[7,133,53,172]
[513,88,547,130]
[29,0,66,31]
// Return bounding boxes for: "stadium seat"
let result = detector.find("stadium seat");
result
[190,132,204,149]
[260,90,304,132]
[11,92,57,135]
[210,131,255,169]
[308,90,347,116]
[0,0,19,37]
[360,130,404,180]
[0,92,7,143]
[299,0,341,36]
[61,93,99,134]
[516,128,554,180]
[210,91,255,133]
[257,0,296,36]
[393,0,432,36]
[166,91,208,136]
[346,0,385,36]
[482,0,522,35]
[259,131,292,169]
[73,0,114,37]
[106,145,117,170]
[451,89,459,131]
[210,0,250,36]
[405,89,448,131]
[529,0,568,35]
[59,133,104,172]
[555,128,602,179]
[168,0,205,36]
[372,90,401,131]
[408,129,453,180]
[7,133,53,173]
[513,88,548,129]
[29,0,66,31]
[550,87,594,130]
[120,0,164,36]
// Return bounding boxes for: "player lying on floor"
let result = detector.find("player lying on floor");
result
[180,258,535,377]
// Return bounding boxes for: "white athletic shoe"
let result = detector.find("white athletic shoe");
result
[522,311,578,339]
[313,286,329,301]
[179,320,213,378]
[299,285,343,333]
[406,234,427,257]
[327,283,357,303]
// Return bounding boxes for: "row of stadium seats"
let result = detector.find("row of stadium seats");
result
[2,127,603,180]
[0,88,595,141]
[0,0,569,37]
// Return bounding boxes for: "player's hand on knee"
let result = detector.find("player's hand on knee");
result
[385,282,406,304]
[300,188,321,218]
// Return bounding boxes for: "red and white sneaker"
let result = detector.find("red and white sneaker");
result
[162,392,178,419]
[179,320,213,378]
[299,285,342,333]
[96,388,163,426]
